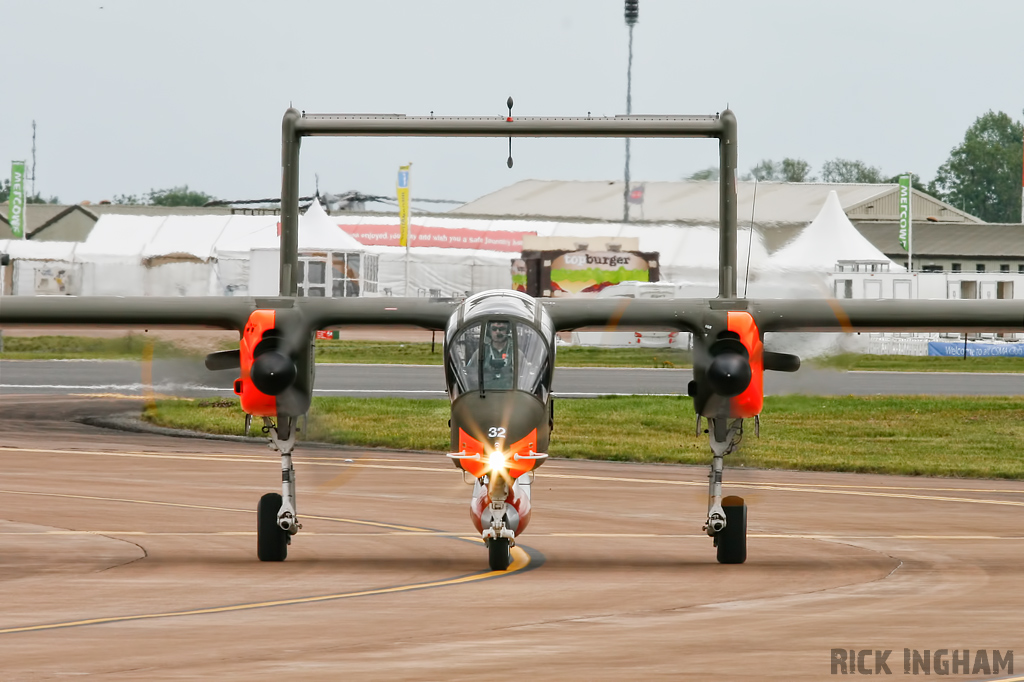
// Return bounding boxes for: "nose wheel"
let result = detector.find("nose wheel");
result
[487,537,512,571]
[714,496,747,564]
[257,492,289,561]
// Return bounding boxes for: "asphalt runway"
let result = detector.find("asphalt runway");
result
[3,358,1024,398]
[1,396,1023,680]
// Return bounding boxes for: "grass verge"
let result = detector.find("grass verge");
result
[1,335,691,368]
[6,335,1024,373]
[0,334,191,360]
[311,340,691,368]
[143,394,1024,479]
[812,353,1024,373]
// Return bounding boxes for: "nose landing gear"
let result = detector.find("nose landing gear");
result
[704,417,747,565]
[481,474,515,571]
[256,416,301,562]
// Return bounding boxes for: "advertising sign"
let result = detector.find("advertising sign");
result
[397,165,410,247]
[9,161,26,239]
[548,250,653,295]
[340,224,535,252]
[898,174,911,252]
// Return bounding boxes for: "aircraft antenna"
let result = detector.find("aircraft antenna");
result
[30,120,37,197]
[742,178,757,298]
[506,97,514,168]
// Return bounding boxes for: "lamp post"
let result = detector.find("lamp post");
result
[622,0,639,222]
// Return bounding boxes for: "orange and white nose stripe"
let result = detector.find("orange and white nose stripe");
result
[456,428,540,480]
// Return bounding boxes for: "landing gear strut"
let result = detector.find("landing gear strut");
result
[256,416,301,562]
[704,417,747,565]
[482,474,514,571]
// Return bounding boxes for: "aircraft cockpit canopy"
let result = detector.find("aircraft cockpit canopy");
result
[446,318,551,400]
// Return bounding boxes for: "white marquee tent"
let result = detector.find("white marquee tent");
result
[0,200,837,299]
[764,190,903,273]
[1,202,374,297]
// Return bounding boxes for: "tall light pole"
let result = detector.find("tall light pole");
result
[622,0,638,222]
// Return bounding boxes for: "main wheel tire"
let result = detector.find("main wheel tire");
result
[716,495,747,565]
[257,492,289,562]
[487,538,512,571]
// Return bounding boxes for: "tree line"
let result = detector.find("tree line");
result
[0,179,60,205]
[0,184,213,208]
[686,110,1024,223]
[3,111,1023,222]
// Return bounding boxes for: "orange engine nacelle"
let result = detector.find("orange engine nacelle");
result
[234,309,278,417]
[726,311,763,418]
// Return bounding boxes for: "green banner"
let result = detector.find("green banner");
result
[9,161,26,239]
[898,174,911,252]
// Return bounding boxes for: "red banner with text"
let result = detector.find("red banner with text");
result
[340,224,534,252]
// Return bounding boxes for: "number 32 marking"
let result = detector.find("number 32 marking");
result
[488,427,506,438]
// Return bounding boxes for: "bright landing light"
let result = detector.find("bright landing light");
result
[488,450,506,473]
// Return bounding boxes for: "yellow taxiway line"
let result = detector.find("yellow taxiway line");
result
[0,546,530,635]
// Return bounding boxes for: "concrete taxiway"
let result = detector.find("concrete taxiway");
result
[4,359,1024,398]
[0,396,1022,680]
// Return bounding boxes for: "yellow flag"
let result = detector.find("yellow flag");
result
[397,164,411,247]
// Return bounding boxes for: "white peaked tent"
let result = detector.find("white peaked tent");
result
[242,199,373,296]
[300,199,366,250]
[215,200,365,255]
[765,190,903,272]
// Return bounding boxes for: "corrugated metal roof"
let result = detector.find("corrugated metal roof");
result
[0,203,84,235]
[0,202,235,238]
[844,191,980,223]
[451,180,984,225]
[855,222,1024,258]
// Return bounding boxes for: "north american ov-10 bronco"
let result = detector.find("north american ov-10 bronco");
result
[4,108,1024,571]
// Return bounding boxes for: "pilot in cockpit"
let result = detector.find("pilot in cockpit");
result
[469,320,515,389]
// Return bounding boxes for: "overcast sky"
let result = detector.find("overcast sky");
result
[2,1,1021,209]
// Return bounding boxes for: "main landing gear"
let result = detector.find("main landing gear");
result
[256,416,301,562]
[702,416,747,565]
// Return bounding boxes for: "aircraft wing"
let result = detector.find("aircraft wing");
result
[542,297,707,333]
[0,296,256,330]
[750,299,1024,333]
[543,297,1024,334]
[4,295,1022,336]
[292,297,458,332]
[0,296,459,333]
